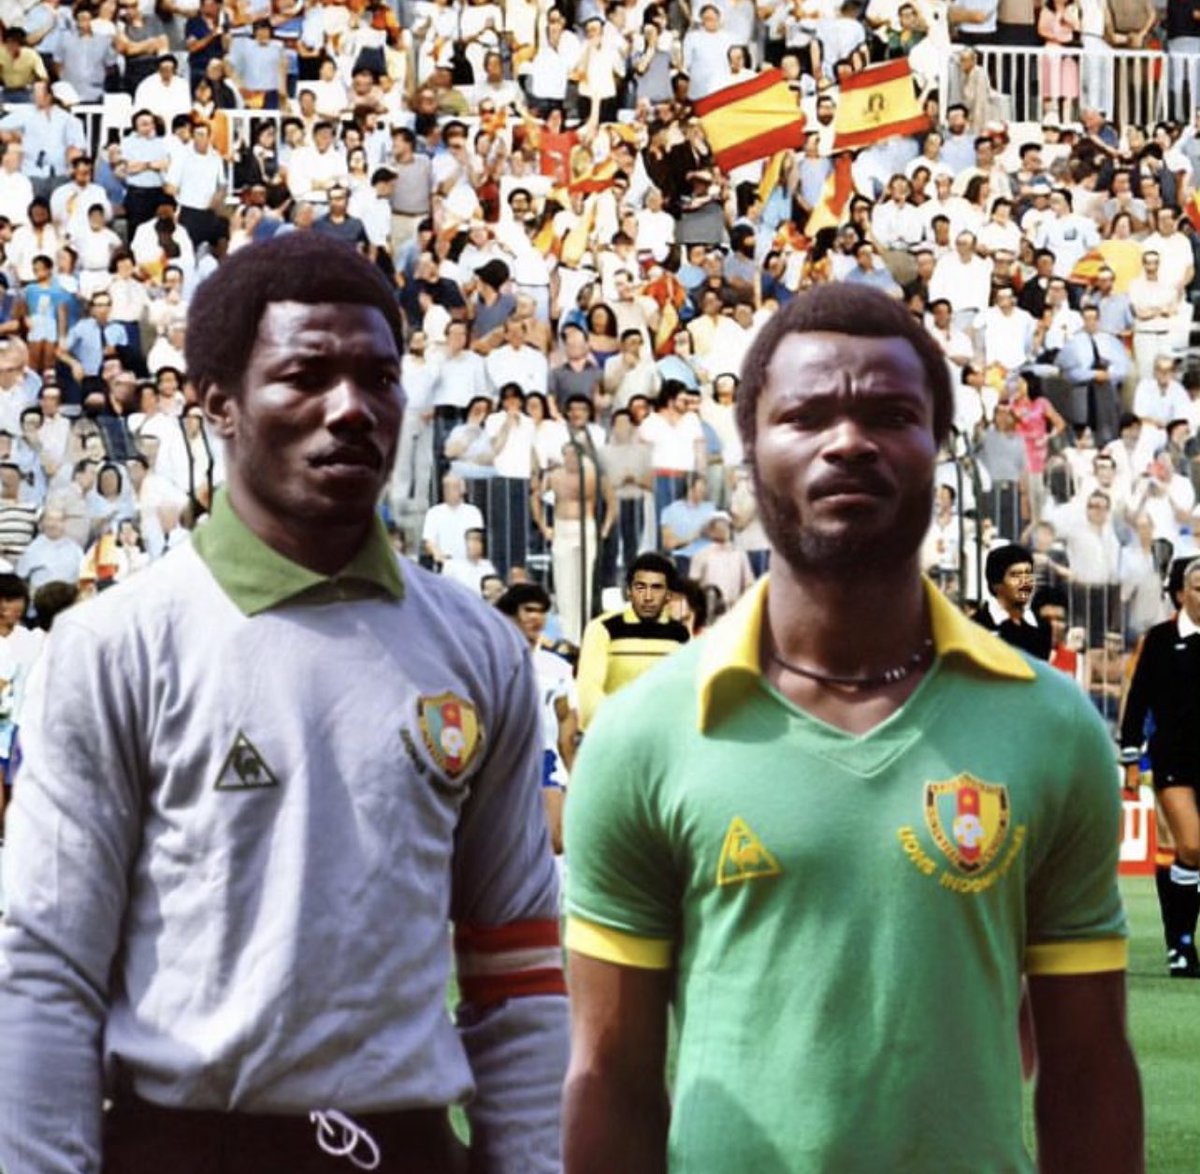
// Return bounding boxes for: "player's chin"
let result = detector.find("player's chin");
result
[304,470,388,511]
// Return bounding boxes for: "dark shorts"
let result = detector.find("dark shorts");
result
[103,1095,468,1174]
[1152,771,1200,796]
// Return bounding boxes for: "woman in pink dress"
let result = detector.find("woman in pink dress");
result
[1010,377,1068,519]
[1039,0,1082,124]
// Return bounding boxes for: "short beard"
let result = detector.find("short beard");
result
[753,468,933,580]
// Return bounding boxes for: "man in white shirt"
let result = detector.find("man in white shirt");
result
[528,9,580,111]
[166,121,225,248]
[1141,205,1195,293]
[975,198,1022,257]
[639,384,705,519]
[603,331,661,411]
[285,120,347,202]
[133,55,193,128]
[1127,451,1196,543]
[484,318,548,396]
[35,383,69,477]
[926,298,974,368]
[0,142,32,227]
[48,155,110,241]
[636,187,676,262]
[974,284,1036,373]
[130,196,195,272]
[871,174,925,251]
[1132,355,1193,452]
[421,472,484,568]
[348,166,395,258]
[1128,250,1183,379]
[1041,276,1082,354]
[928,230,993,332]
[682,5,734,100]
[1034,188,1100,280]
[441,527,498,596]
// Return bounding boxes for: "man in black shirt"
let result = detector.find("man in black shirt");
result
[1120,555,1200,977]
[974,544,1052,660]
[312,186,368,253]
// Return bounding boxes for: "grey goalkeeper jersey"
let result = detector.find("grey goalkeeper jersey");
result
[0,539,567,1173]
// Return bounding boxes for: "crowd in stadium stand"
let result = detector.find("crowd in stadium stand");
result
[0,0,1197,754]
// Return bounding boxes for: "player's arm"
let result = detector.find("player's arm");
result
[563,683,679,1172]
[564,955,671,1174]
[1028,971,1143,1174]
[0,617,145,1174]
[575,616,610,730]
[1025,697,1143,1174]
[450,634,568,1174]
[1117,630,1156,779]
[555,691,578,772]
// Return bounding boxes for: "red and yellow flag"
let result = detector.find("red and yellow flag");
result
[1067,240,1143,291]
[1186,189,1200,233]
[805,152,855,237]
[694,68,807,172]
[644,271,687,356]
[569,156,618,195]
[772,220,808,253]
[832,59,928,152]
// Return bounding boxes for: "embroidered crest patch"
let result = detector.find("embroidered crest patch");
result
[924,774,1010,875]
[416,693,484,779]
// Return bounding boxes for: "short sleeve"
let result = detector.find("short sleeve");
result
[564,690,679,968]
[1024,698,1128,976]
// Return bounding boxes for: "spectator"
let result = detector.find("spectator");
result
[661,473,717,579]
[15,504,83,590]
[421,472,484,570]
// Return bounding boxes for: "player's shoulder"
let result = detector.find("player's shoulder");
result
[1140,618,1179,652]
[55,541,214,643]
[400,558,527,666]
[986,652,1110,743]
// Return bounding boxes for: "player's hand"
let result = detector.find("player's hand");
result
[1122,763,1141,796]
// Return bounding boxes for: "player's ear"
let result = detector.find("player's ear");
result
[202,378,238,441]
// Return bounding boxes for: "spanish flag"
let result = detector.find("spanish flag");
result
[832,60,928,152]
[694,68,807,172]
[569,155,618,195]
[804,152,855,236]
[1068,240,1143,292]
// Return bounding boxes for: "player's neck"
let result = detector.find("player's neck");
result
[766,559,928,679]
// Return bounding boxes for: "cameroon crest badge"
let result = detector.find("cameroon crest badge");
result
[923,774,1009,874]
[417,693,484,779]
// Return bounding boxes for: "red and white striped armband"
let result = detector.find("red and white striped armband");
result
[454,919,567,1008]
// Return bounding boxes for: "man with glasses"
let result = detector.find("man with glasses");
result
[57,292,129,405]
[974,543,1052,659]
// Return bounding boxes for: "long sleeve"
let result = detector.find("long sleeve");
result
[1056,337,1090,385]
[1119,629,1158,759]
[575,615,611,730]
[451,649,568,1174]
[1105,335,1131,382]
[0,619,146,1174]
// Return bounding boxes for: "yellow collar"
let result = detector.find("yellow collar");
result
[696,575,1034,732]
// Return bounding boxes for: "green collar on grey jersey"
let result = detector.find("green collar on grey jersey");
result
[192,489,404,616]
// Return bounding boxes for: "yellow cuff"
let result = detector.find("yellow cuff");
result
[1025,937,1128,976]
[565,916,673,969]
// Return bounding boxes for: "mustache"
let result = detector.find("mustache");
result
[809,470,894,499]
[309,443,383,470]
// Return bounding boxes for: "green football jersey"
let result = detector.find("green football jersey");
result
[566,579,1126,1174]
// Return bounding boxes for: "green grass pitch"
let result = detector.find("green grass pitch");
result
[1119,875,1200,1172]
